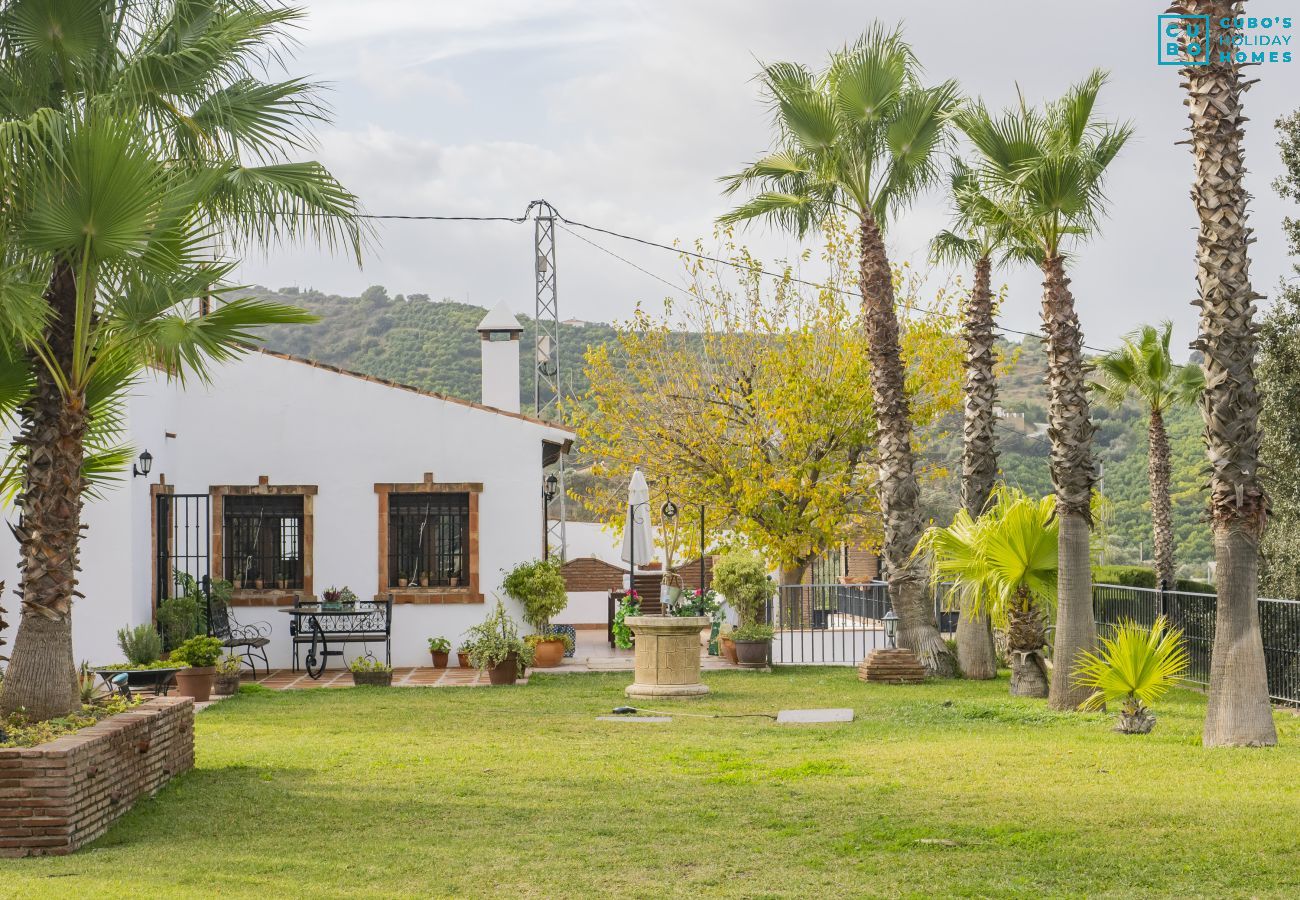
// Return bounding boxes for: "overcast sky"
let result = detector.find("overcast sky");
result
[235,1,1300,357]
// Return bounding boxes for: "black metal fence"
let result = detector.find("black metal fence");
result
[769,579,1300,703]
[1093,583,1300,704]
[768,581,956,665]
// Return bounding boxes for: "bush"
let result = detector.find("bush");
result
[117,624,163,666]
[502,558,568,630]
[170,635,224,668]
[463,599,534,675]
[349,656,392,673]
[157,596,202,651]
[733,623,774,641]
[1092,565,1215,594]
[712,551,774,627]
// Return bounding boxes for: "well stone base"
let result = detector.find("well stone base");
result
[625,615,711,699]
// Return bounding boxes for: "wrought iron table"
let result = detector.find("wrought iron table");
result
[279,601,392,679]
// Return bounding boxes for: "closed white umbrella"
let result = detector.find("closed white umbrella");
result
[620,468,655,589]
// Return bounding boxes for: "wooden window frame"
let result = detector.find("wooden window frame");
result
[211,477,317,607]
[376,473,482,605]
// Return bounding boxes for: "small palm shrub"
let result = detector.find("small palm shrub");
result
[1073,616,1189,734]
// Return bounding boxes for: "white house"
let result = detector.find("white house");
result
[0,303,573,670]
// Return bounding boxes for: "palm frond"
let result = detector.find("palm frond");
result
[1072,616,1190,712]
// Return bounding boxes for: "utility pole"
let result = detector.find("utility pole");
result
[531,200,566,561]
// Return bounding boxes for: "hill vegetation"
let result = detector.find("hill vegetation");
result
[251,285,1214,575]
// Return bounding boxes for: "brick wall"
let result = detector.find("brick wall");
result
[0,696,195,858]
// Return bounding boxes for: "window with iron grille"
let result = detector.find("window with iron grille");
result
[223,495,305,589]
[388,493,470,587]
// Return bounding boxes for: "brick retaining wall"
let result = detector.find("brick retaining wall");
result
[0,696,194,857]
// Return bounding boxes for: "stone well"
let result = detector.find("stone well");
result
[624,615,712,698]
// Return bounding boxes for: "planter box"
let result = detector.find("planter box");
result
[0,696,195,858]
[351,671,394,687]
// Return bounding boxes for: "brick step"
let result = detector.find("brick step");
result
[857,648,927,684]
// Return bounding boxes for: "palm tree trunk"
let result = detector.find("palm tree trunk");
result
[1147,409,1177,591]
[1006,598,1048,698]
[0,265,84,721]
[1174,0,1277,746]
[956,254,999,679]
[1039,254,1099,710]
[858,214,953,676]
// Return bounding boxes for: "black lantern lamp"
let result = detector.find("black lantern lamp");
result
[133,450,153,479]
[543,472,559,504]
[882,609,899,648]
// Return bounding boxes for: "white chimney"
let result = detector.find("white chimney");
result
[476,301,523,413]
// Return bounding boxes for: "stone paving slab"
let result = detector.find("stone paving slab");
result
[775,708,855,724]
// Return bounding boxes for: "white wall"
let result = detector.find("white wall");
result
[552,590,608,626]
[0,351,571,670]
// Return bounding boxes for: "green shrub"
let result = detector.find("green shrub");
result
[116,623,163,665]
[612,594,640,649]
[733,623,774,641]
[349,656,392,673]
[463,599,534,675]
[502,558,568,631]
[712,551,775,627]
[427,636,452,653]
[157,596,202,650]
[1093,565,1215,594]
[170,635,224,668]
[526,631,575,653]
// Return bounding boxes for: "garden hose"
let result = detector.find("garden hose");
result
[610,705,776,720]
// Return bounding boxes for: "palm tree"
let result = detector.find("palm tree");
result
[1169,0,1277,747]
[1091,323,1204,592]
[0,0,363,721]
[958,72,1131,710]
[1073,616,1189,734]
[719,24,960,675]
[931,160,1016,680]
[917,486,1057,696]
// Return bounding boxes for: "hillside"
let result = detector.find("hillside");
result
[249,285,1214,575]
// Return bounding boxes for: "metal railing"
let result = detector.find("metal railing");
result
[769,579,1300,703]
[1092,583,1300,704]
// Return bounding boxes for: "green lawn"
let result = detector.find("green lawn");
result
[3,670,1299,898]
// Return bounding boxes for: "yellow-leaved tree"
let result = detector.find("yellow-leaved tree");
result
[570,225,962,585]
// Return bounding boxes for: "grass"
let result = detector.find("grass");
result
[3,670,1300,898]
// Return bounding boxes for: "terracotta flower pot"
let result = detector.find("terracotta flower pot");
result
[720,636,738,665]
[531,639,565,668]
[174,666,216,702]
[457,652,471,668]
[733,639,769,668]
[214,673,242,696]
[430,650,449,668]
[488,653,520,685]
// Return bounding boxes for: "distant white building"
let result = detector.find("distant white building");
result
[0,303,572,670]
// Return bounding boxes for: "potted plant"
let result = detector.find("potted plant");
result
[502,558,569,668]
[612,591,640,649]
[322,585,357,611]
[463,599,534,685]
[713,551,776,668]
[398,576,408,588]
[420,570,430,588]
[214,654,243,695]
[1073,616,1190,734]
[428,636,451,667]
[170,635,224,701]
[349,656,394,686]
[717,621,738,664]
[525,631,574,666]
[275,562,289,591]
[456,642,472,668]
[448,566,461,588]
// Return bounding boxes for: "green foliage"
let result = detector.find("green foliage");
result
[501,558,568,630]
[1259,275,1300,599]
[917,486,1057,626]
[348,656,392,674]
[525,631,575,653]
[1091,322,1204,415]
[612,595,640,649]
[1,695,139,749]
[170,636,225,669]
[322,586,359,606]
[216,655,243,676]
[671,588,722,619]
[156,596,202,651]
[463,600,534,675]
[712,551,775,627]
[733,623,775,642]
[427,637,452,653]
[1092,566,1214,593]
[116,623,162,666]
[95,659,184,671]
[1073,617,1190,716]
